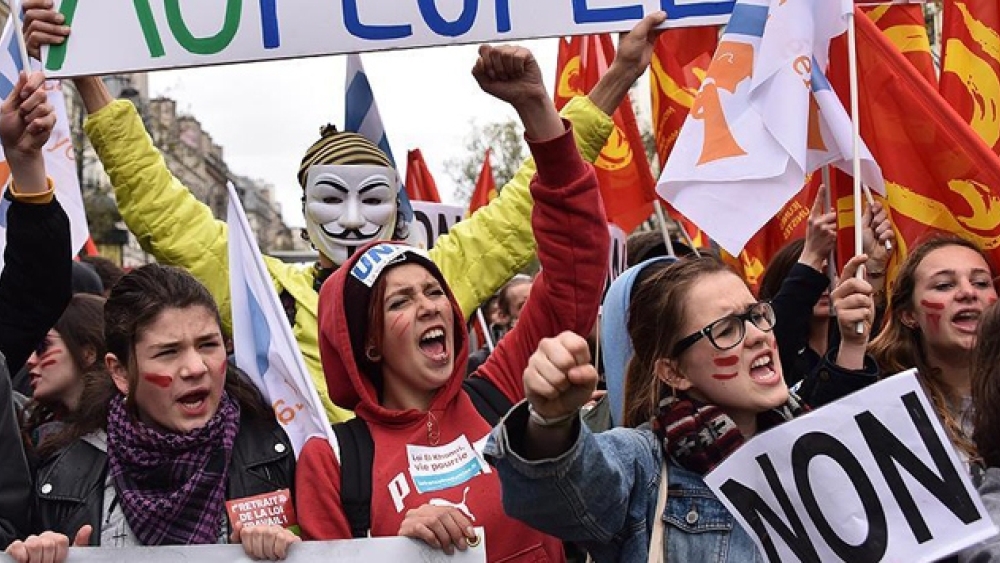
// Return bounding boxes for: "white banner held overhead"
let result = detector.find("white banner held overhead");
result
[705,370,997,562]
[44,0,736,77]
[0,531,487,563]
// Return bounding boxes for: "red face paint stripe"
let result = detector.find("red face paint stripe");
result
[39,359,57,368]
[142,373,173,388]
[920,300,945,311]
[712,356,739,368]
[711,372,739,380]
[38,349,61,362]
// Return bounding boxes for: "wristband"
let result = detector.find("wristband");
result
[528,405,578,427]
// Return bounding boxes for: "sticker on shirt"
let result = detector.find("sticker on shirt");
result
[407,435,485,494]
[226,489,299,534]
[471,434,492,474]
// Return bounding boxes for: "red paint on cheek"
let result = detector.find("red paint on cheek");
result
[38,349,61,362]
[142,373,173,389]
[920,300,945,311]
[926,314,941,334]
[711,372,739,381]
[219,359,229,376]
[989,296,998,306]
[713,355,739,368]
[711,355,740,380]
[390,315,410,338]
[39,359,58,368]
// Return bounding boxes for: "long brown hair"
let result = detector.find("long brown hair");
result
[622,256,735,428]
[869,234,995,460]
[972,302,1000,467]
[757,238,806,301]
[25,294,107,436]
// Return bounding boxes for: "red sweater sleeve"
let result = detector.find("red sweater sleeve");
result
[295,437,352,540]
[476,121,609,403]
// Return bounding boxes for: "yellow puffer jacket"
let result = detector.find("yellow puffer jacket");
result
[85,98,612,422]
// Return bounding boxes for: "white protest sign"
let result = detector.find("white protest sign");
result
[44,0,736,77]
[0,532,486,563]
[606,224,628,291]
[704,370,997,562]
[411,201,464,250]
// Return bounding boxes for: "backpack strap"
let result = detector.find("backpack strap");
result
[331,417,374,538]
[463,377,514,427]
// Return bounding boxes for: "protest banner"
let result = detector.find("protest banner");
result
[607,224,627,290]
[705,370,997,562]
[44,0,735,77]
[0,531,487,563]
[411,200,464,250]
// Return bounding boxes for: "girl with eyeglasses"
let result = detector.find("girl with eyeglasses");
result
[485,255,879,562]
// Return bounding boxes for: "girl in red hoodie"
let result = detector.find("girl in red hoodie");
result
[294,38,631,562]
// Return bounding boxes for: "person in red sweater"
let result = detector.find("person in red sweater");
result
[294,38,624,561]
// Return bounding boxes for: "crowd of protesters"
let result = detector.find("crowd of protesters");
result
[2,4,1000,563]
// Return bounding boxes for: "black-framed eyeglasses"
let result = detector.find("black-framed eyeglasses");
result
[671,301,776,357]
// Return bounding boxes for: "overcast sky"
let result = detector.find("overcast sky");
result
[145,39,656,229]
[146,40,561,229]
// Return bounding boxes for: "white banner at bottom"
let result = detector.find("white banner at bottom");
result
[0,530,486,563]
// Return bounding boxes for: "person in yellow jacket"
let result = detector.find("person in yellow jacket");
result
[23,5,665,422]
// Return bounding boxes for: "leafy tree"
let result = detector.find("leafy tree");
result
[446,117,527,206]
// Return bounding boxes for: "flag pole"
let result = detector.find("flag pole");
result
[653,200,677,258]
[476,308,495,353]
[847,9,866,334]
[821,166,837,316]
[674,219,702,258]
[11,0,31,69]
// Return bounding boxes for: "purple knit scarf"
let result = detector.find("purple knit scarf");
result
[107,392,240,545]
[652,392,804,476]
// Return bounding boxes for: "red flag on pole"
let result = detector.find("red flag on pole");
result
[555,34,657,233]
[404,149,442,203]
[828,7,1000,278]
[467,149,496,216]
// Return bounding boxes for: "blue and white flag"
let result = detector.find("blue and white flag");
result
[0,18,88,271]
[345,53,414,223]
[227,182,338,458]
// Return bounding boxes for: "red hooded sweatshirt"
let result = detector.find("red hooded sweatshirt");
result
[296,123,609,562]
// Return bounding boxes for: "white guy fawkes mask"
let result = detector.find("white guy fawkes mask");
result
[304,164,400,265]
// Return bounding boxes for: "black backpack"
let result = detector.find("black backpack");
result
[331,377,513,538]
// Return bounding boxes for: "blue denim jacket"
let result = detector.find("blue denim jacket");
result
[484,403,765,563]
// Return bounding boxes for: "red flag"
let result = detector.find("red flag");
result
[649,27,718,249]
[862,4,937,86]
[828,8,1000,278]
[404,149,442,203]
[555,35,657,233]
[467,149,496,216]
[940,0,1000,154]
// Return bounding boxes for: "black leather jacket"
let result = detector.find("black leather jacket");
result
[0,354,32,548]
[31,411,295,544]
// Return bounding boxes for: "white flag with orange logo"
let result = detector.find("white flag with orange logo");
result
[0,19,87,272]
[658,0,883,255]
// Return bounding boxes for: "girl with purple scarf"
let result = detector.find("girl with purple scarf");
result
[7,265,299,562]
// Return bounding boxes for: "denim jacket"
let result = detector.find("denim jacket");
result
[484,403,764,563]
